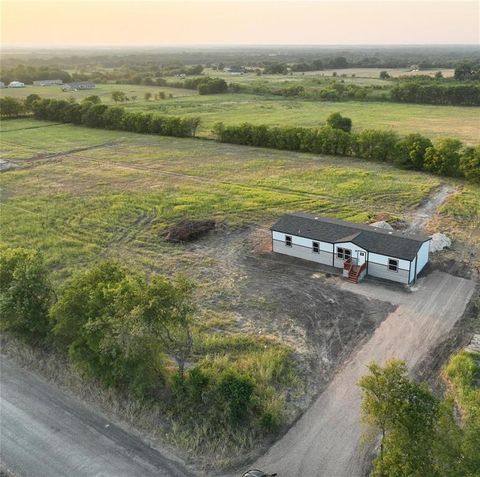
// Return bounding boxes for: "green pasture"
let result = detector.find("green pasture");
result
[123,93,480,144]
[2,77,479,143]
[0,82,196,103]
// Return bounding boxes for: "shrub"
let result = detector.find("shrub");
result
[326,112,352,133]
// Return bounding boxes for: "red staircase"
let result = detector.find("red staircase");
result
[343,259,366,283]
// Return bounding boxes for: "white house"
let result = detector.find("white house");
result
[33,79,63,86]
[271,213,430,285]
[8,81,25,88]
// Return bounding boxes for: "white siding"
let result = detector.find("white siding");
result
[272,232,332,252]
[333,242,367,268]
[272,232,333,266]
[271,231,428,286]
[409,256,417,283]
[368,252,410,271]
[416,241,430,274]
[368,252,410,284]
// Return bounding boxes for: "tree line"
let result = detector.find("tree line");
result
[213,115,480,183]
[23,97,201,137]
[391,80,480,106]
[360,358,480,477]
[0,248,289,449]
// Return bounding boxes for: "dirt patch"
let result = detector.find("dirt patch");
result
[422,247,477,280]
[0,160,19,172]
[406,184,457,234]
[192,227,394,429]
[414,284,480,396]
[165,219,217,242]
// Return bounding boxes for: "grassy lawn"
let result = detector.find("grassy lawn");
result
[0,119,443,281]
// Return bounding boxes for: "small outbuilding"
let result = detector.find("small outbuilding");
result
[8,81,25,88]
[271,213,430,284]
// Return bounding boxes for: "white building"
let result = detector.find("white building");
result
[62,81,95,91]
[33,79,63,86]
[271,214,430,285]
[8,81,25,88]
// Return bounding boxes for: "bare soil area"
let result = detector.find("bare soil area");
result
[252,271,476,477]
[187,227,394,419]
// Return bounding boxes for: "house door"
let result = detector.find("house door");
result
[357,251,366,266]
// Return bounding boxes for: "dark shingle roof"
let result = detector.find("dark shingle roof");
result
[271,213,430,261]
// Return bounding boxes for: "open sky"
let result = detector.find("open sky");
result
[1,0,479,47]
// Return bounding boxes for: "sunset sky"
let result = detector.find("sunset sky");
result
[1,0,479,47]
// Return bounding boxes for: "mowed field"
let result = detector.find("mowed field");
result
[2,118,478,282]
[2,82,479,144]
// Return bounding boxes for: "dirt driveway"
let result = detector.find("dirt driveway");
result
[253,270,475,477]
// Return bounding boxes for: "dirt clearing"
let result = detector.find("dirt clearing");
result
[253,271,475,476]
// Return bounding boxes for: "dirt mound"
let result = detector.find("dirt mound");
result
[430,232,452,252]
[370,220,394,230]
[165,219,216,242]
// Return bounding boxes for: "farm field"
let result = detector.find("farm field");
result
[125,94,480,143]
[2,81,479,143]
[0,82,196,102]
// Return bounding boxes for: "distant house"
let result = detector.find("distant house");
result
[8,81,25,88]
[33,79,63,86]
[0,81,5,88]
[62,81,96,91]
[271,214,430,285]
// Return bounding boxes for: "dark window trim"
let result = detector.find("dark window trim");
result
[312,241,320,253]
[285,235,292,247]
[388,258,399,272]
[337,247,352,260]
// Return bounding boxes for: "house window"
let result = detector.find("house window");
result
[388,259,398,272]
[285,235,292,247]
[337,247,351,260]
[312,241,320,253]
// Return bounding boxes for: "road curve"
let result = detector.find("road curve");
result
[254,271,475,477]
[0,358,196,477]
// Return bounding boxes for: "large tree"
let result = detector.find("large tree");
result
[134,275,195,379]
[359,359,439,477]
[0,247,55,341]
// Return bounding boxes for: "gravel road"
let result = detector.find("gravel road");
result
[0,359,195,477]
[254,270,475,477]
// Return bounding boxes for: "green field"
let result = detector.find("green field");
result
[0,82,196,103]
[126,94,480,143]
[0,118,446,278]
[2,81,479,144]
